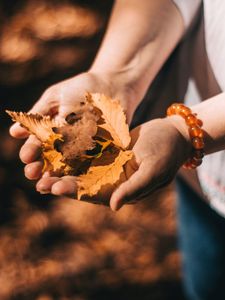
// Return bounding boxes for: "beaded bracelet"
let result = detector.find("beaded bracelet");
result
[167,103,204,169]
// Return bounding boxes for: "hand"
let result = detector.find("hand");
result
[23,116,190,211]
[110,117,191,210]
[9,71,137,193]
[10,71,136,138]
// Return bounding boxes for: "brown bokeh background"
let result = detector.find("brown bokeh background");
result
[0,1,186,299]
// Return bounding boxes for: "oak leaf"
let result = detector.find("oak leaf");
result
[88,93,131,149]
[77,150,133,200]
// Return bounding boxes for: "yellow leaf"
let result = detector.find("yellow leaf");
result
[42,149,66,173]
[6,111,73,174]
[42,135,72,174]
[6,94,133,194]
[77,150,133,200]
[88,93,130,149]
[6,111,62,142]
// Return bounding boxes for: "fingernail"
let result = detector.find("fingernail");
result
[42,172,50,178]
[36,184,50,194]
[39,191,50,195]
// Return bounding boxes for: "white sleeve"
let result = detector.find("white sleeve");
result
[173,0,202,28]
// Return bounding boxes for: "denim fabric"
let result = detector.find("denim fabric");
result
[176,177,225,300]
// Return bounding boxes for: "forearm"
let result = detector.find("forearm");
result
[169,93,225,155]
[90,0,184,109]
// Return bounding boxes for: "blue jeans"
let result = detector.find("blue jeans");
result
[176,177,225,300]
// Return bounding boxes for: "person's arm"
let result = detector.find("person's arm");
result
[10,0,185,139]
[9,0,194,201]
[109,92,225,210]
[90,0,185,120]
[10,0,185,176]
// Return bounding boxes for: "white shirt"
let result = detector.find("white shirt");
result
[173,0,225,216]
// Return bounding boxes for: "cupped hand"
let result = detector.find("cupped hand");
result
[9,70,191,210]
[30,116,191,211]
[110,117,191,210]
[9,71,137,196]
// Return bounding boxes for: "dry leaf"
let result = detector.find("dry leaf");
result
[42,135,72,174]
[7,94,133,202]
[77,150,133,200]
[55,107,99,161]
[88,93,130,149]
[6,111,70,174]
[6,111,62,142]
[42,149,66,173]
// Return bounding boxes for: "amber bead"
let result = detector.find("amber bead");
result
[192,137,204,149]
[175,104,184,114]
[166,107,173,116]
[197,119,203,127]
[180,106,191,118]
[189,125,203,138]
[193,149,204,159]
[190,157,202,167]
[184,158,201,169]
[183,161,194,169]
[167,103,182,115]
[171,103,181,109]
[185,114,198,126]
[167,103,204,169]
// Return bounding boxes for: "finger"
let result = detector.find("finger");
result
[36,177,60,194]
[19,135,42,164]
[51,176,77,197]
[10,123,29,139]
[24,161,43,180]
[110,163,152,211]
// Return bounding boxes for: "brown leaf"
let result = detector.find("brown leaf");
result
[88,93,130,149]
[77,150,133,200]
[6,111,73,174]
[7,94,133,200]
[6,111,62,142]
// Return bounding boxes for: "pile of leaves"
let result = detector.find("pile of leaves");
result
[7,94,133,201]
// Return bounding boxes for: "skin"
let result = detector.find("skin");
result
[9,0,225,211]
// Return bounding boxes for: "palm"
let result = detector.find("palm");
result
[109,119,190,210]
[9,71,134,204]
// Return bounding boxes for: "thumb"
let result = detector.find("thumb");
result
[110,163,152,211]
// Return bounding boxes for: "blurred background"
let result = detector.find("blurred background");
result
[0,1,186,299]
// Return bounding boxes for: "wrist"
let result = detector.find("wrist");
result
[166,115,193,163]
[166,104,205,169]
